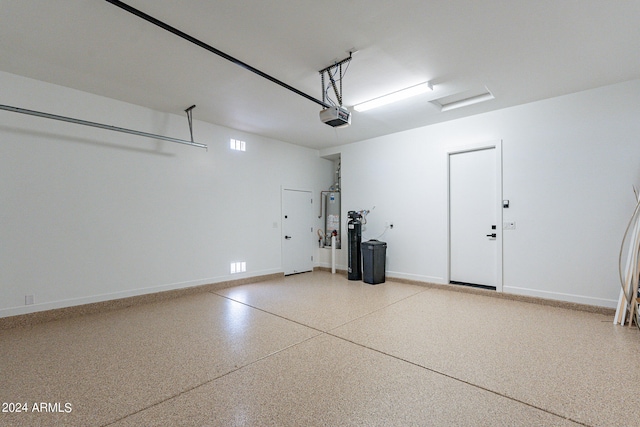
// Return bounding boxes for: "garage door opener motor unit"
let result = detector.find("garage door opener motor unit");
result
[319,106,351,127]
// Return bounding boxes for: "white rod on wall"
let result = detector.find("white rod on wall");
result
[331,235,336,274]
[0,104,208,150]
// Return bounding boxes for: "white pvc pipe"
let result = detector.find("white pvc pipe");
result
[331,235,336,274]
[615,195,640,324]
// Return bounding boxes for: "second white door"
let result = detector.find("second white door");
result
[449,147,498,288]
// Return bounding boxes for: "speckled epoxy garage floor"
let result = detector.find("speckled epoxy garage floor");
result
[1,271,638,426]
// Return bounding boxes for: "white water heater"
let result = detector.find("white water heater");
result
[324,192,341,248]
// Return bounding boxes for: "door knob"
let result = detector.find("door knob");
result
[486,233,497,238]
[285,236,292,240]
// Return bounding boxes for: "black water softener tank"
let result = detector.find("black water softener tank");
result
[347,211,362,280]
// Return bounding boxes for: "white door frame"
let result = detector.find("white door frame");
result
[446,140,503,292]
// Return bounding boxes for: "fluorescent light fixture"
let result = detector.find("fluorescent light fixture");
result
[439,91,494,112]
[354,82,433,112]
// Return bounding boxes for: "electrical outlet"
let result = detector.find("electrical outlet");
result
[503,221,516,230]
[25,295,34,305]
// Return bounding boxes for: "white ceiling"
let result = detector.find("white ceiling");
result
[2,1,639,150]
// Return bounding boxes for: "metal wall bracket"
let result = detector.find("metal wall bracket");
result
[185,104,196,143]
[319,54,352,107]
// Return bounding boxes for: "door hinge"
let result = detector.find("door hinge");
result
[311,255,314,261]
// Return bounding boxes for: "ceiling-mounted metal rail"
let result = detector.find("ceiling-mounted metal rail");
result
[105,0,332,109]
[0,104,208,150]
[319,54,352,107]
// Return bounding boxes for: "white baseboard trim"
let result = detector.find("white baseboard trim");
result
[0,268,283,319]
[315,263,348,271]
[502,285,618,309]
[386,271,446,285]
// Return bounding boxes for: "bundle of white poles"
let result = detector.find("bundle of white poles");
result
[614,187,640,327]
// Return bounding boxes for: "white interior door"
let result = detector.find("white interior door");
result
[282,189,313,275]
[449,147,499,288]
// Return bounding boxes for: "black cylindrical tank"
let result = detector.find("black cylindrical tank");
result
[347,211,362,280]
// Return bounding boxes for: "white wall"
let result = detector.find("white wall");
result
[0,71,334,317]
[3,71,638,315]
[326,80,640,307]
